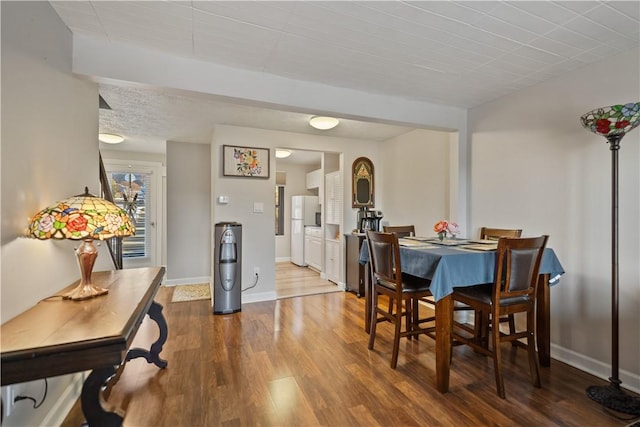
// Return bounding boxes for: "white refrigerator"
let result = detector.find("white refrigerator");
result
[291,195,319,266]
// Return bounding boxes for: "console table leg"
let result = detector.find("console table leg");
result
[126,300,168,368]
[81,366,124,427]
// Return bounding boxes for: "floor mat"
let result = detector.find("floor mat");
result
[171,284,211,302]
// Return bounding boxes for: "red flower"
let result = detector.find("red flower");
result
[615,120,630,129]
[596,119,611,133]
[66,215,88,232]
[434,220,448,233]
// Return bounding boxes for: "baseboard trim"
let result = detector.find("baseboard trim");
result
[242,291,277,304]
[40,372,85,427]
[552,343,640,394]
[275,257,290,263]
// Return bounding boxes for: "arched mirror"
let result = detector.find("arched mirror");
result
[352,157,374,208]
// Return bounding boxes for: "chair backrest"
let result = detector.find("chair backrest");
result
[493,236,548,305]
[480,227,522,240]
[383,225,416,238]
[365,231,403,295]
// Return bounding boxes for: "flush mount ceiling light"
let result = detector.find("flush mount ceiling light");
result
[275,149,292,158]
[309,116,339,130]
[98,133,124,144]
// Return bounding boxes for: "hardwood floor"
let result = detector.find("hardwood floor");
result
[61,284,635,426]
[275,261,341,299]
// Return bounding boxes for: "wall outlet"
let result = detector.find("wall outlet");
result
[253,267,260,276]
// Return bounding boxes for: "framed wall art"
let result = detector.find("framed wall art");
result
[222,145,270,179]
[352,157,374,208]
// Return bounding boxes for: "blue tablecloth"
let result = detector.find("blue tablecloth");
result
[359,242,565,301]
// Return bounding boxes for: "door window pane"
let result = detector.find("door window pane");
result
[109,171,151,259]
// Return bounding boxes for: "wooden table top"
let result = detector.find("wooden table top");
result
[1,267,165,385]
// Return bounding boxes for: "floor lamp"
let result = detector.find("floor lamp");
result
[580,102,640,416]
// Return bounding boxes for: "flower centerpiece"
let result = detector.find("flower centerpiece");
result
[433,220,460,241]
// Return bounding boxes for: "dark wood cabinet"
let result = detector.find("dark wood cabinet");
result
[345,233,366,297]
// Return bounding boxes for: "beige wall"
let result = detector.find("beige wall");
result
[469,48,640,391]
[379,129,453,236]
[166,141,211,282]
[1,2,106,425]
[1,3,106,317]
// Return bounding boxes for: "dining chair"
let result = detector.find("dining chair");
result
[478,227,523,340]
[383,224,467,335]
[382,225,416,237]
[451,235,549,398]
[480,227,522,240]
[366,230,435,368]
[382,225,418,318]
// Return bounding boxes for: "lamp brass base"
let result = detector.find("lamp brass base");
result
[63,283,109,301]
[64,239,108,300]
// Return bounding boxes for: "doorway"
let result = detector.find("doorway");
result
[104,159,163,268]
[274,149,342,299]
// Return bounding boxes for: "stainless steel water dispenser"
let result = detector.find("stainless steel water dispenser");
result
[213,222,242,314]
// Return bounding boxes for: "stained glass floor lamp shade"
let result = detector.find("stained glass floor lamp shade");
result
[580,102,640,416]
[29,187,135,300]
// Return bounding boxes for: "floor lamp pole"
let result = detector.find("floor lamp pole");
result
[608,134,620,389]
[580,102,640,417]
[584,133,640,417]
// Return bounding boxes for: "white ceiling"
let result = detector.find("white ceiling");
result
[51,1,640,159]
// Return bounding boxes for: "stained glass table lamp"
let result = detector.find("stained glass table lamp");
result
[580,102,640,416]
[29,187,135,300]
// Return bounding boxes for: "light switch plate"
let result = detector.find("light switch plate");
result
[253,202,264,213]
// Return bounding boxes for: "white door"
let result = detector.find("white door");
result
[104,160,163,268]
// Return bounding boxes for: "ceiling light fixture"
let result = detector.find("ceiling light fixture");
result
[309,116,339,130]
[98,133,124,144]
[275,149,292,159]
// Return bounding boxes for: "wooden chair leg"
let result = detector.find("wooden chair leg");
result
[391,301,402,369]
[508,314,517,347]
[368,292,379,350]
[480,311,490,348]
[491,313,506,399]
[408,298,419,340]
[526,309,541,388]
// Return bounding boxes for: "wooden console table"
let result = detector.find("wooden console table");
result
[1,267,167,427]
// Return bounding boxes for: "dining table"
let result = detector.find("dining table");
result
[359,237,565,393]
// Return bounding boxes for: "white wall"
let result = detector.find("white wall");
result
[166,141,211,283]
[469,48,640,391]
[101,148,166,165]
[1,2,106,425]
[72,35,467,133]
[212,125,382,303]
[379,129,453,236]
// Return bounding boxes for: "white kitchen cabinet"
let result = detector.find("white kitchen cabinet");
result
[304,226,322,271]
[325,171,341,225]
[306,169,322,189]
[324,171,341,284]
[325,239,340,284]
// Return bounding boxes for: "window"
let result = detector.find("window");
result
[275,185,284,235]
[109,170,151,259]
